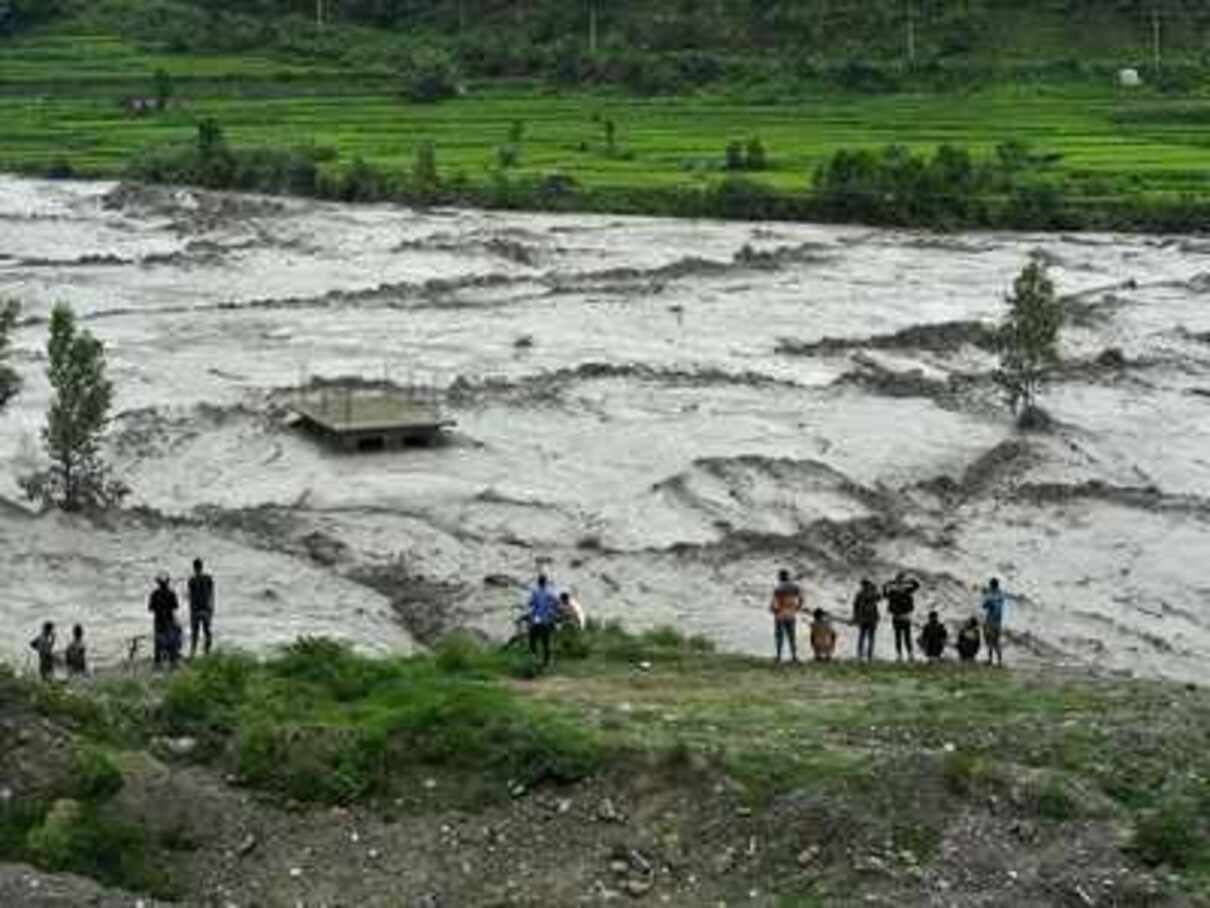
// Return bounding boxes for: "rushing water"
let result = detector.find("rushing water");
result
[1,176,1209,679]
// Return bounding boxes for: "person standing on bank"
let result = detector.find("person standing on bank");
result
[981,578,1009,667]
[851,579,882,662]
[188,558,215,658]
[770,569,803,664]
[883,572,921,662]
[29,621,56,681]
[148,573,180,669]
[526,574,560,669]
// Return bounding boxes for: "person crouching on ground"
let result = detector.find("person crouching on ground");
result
[851,579,881,662]
[957,617,981,663]
[883,571,920,662]
[526,574,560,669]
[65,624,88,677]
[770,569,803,664]
[810,608,837,662]
[148,573,180,669]
[29,621,56,681]
[919,611,947,662]
[559,591,586,630]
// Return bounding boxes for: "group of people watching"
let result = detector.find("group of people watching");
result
[28,558,215,681]
[31,557,1007,679]
[147,558,216,669]
[770,569,1009,666]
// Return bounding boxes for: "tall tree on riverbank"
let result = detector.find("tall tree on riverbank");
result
[19,304,127,512]
[0,299,19,413]
[995,260,1063,428]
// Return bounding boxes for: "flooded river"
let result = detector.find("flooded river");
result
[1,176,1208,680]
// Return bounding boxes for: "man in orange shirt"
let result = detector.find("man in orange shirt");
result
[770,569,804,664]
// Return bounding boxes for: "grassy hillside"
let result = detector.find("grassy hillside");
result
[2,626,1210,905]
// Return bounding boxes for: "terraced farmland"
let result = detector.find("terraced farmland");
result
[2,30,1210,198]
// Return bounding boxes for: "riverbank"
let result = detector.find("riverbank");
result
[1,629,1208,906]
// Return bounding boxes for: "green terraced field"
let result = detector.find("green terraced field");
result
[2,30,1209,198]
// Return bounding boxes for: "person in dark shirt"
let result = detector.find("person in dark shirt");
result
[64,624,87,677]
[148,574,180,669]
[957,617,982,663]
[187,558,215,658]
[851,579,881,662]
[919,611,948,662]
[29,621,56,681]
[883,572,921,662]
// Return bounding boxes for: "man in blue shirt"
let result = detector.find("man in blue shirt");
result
[527,574,560,668]
[981,578,1008,666]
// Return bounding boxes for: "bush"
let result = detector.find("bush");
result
[1133,798,1205,868]
[401,46,461,103]
[26,800,171,896]
[160,651,256,732]
[942,750,999,795]
[71,747,123,801]
[745,137,767,172]
[497,144,520,169]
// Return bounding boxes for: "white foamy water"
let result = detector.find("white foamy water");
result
[1,176,1208,679]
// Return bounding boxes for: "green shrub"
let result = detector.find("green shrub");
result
[745,137,767,172]
[942,750,998,795]
[1034,778,1078,821]
[71,746,123,801]
[725,140,745,171]
[160,651,256,732]
[26,800,172,897]
[401,46,461,103]
[497,144,520,169]
[435,632,489,674]
[271,637,397,701]
[1133,798,1205,868]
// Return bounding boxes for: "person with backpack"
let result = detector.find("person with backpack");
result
[769,569,803,664]
[981,578,1008,666]
[64,624,88,677]
[957,617,982,663]
[851,579,881,662]
[919,611,948,662]
[187,557,215,658]
[883,572,920,662]
[526,574,560,669]
[29,621,56,681]
[809,608,837,662]
[148,573,180,669]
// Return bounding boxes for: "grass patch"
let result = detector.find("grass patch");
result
[155,638,602,806]
[25,799,174,898]
[1132,797,1207,869]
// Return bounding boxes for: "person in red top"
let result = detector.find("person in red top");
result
[769,569,804,664]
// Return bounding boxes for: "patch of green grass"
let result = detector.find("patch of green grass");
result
[25,799,175,898]
[70,745,124,801]
[1132,798,1207,870]
[154,639,603,805]
[1034,777,1080,822]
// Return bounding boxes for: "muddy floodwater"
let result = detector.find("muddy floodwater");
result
[1,176,1208,680]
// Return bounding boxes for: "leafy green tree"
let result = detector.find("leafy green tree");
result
[0,299,20,412]
[995,261,1063,424]
[20,304,127,512]
[413,140,439,190]
[400,46,461,103]
[153,68,175,111]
